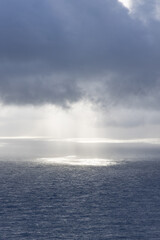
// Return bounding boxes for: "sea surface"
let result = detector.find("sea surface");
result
[0,138,160,239]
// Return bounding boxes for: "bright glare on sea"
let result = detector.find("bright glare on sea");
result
[0,138,160,239]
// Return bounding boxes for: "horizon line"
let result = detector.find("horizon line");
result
[0,136,160,144]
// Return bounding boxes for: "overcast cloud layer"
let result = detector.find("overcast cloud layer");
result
[0,0,160,110]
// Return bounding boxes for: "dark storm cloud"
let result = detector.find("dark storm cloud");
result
[0,0,160,107]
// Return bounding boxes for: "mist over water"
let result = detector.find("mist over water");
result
[0,138,160,239]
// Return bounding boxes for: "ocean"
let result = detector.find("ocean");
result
[0,138,160,239]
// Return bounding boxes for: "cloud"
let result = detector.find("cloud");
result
[0,0,160,112]
[119,0,160,22]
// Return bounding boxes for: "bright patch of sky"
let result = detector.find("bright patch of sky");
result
[0,101,160,139]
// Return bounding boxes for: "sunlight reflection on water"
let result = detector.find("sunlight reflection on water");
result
[37,156,118,166]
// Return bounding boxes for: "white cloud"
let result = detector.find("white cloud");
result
[118,0,160,23]
[154,0,160,21]
[118,0,133,11]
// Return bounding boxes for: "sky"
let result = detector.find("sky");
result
[0,0,160,139]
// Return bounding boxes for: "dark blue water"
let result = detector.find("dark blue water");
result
[0,139,160,239]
